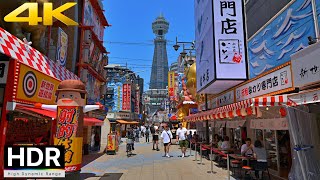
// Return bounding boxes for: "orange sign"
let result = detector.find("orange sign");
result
[54,106,82,172]
[16,63,60,104]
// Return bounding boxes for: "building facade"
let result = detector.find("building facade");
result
[150,15,169,89]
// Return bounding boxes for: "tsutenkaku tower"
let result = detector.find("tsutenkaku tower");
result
[150,14,169,89]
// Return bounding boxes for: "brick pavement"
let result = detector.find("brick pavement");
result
[80,137,234,180]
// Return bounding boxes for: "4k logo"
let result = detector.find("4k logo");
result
[4,3,78,26]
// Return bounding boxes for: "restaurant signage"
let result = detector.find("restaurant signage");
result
[16,63,59,104]
[291,42,320,87]
[250,118,289,130]
[236,65,292,101]
[196,0,247,94]
[56,27,68,67]
[122,84,131,111]
[215,121,226,128]
[289,89,320,105]
[226,120,246,128]
[212,90,235,109]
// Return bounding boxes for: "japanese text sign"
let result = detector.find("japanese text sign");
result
[291,42,320,87]
[195,0,247,93]
[250,118,288,130]
[236,65,292,101]
[17,63,59,104]
[168,71,175,97]
[54,106,82,172]
[289,89,320,105]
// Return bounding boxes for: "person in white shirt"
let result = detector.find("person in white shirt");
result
[241,138,254,157]
[176,123,188,157]
[220,136,230,150]
[161,124,173,157]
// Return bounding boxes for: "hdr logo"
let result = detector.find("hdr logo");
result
[4,3,78,26]
[4,146,65,178]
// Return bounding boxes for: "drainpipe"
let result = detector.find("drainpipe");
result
[312,0,319,38]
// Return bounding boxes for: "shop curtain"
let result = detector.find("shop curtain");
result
[286,106,320,180]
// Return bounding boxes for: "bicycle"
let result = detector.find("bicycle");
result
[126,138,134,157]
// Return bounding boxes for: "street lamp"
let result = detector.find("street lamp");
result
[173,37,196,66]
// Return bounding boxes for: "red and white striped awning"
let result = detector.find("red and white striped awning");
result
[184,95,292,122]
[0,27,79,81]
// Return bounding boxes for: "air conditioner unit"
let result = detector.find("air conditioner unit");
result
[84,30,91,44]
[83,48,90,63]
[80,69,88,82]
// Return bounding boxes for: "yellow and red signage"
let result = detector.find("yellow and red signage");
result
[16,63,60,104]
[168,71,175,97]
[54,106,82,172]
[122,84,131,111]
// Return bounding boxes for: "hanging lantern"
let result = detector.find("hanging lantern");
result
[246,107,253,115]
[279,107,287,117]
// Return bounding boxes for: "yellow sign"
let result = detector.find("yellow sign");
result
[54,106,83,172]
[168,71,175,97]
[17,64,60,104]
[4,3,78,26]
[107,135,116,151]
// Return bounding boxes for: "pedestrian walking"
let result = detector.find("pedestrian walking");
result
[176,123,188,157]
[145,126,150,143]
[94,131,100,151]
[135,127,140,142]
[161,124,173,158]
[150,124,159,150]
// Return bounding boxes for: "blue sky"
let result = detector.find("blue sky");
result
[103,0,195,90]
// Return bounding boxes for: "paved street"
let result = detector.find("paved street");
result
[81,138,231,180]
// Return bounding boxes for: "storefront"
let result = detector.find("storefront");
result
[0,27,80,176]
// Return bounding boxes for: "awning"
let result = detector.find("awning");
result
[116,120,139,124]
[15,105,56,119]
[0,27,79,81]
[185,95,292,122]
[288,88,320,105]
[226,120,246,128]
[84,117,104,126]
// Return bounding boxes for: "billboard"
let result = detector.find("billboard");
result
[122,84,131,111]
[56,28,68,67]
[195,0,248,94]
[83,0,104,40]
[247,0,315,78]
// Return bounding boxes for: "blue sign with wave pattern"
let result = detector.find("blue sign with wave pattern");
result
[248,0,316,78]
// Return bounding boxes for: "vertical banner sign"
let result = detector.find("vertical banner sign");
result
[168,71,175,98]
[195,0,247,93]
[127,84,132,111]
[56,28,68,67]
[117,86,121,110]
[122,84,127,110]
[54,106,83,172]
[135,90,140,113]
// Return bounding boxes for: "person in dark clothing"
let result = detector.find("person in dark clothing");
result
[127,128,135,150]
[94,132,100,151]
[145,126,150,142]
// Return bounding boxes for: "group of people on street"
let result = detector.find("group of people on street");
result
[126,123,192,158]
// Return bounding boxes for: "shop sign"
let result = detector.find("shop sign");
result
[216,90,235,107]
[135,91,140,113]
[226,120,246,128]
[168,71,175,97]
[247,0,315,78]
[116,112,131,120]
[236,65,292,101]
[107,134,116,151]
[291,42,320,87]
[56,28,68,67]
[215,121,226,128]
[250,118,288,130]
[289,89,320,105]
[122,84,131,111]
[0,61,9,84]
[196,0,247,94]
[106,113,115,119]
[54,106,83,172]
[17,64,59,104]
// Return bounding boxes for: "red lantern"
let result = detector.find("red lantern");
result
[247,107,253,115]
[279,107,287,117]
